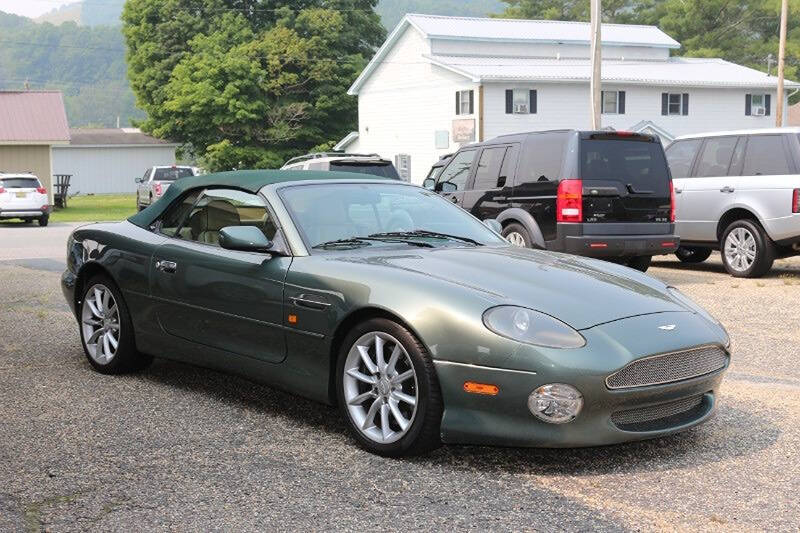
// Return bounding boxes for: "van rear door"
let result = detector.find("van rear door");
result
[579,133,672,231]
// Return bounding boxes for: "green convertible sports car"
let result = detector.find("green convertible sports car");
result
[61,170,730,456]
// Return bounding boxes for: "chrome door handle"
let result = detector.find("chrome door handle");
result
[720,186,735,193]
[290,294,331,310]
[155,260,177,274]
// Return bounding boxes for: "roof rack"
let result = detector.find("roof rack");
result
[283,151,383,166]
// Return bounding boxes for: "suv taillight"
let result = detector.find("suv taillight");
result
[0,187,4,194]
[669,180,676,223]
[154,182,163,196]
[793,189,800,214]
[36,187,46,194]
[557,179,583,222]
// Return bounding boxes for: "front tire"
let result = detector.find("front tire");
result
[336,318,442,457]
[38,215,49,227]
[79,274,152,374]
[502,223,531,248]
[721,219,774,278]
[675,246,712,264]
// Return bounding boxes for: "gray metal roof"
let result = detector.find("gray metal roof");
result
[66,128,177,146]
[0,91,70,143]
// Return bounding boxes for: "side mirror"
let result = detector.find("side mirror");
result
[135,177,142,183]
[483,219,503,234]
[440,181,457,193]
[422,178,436,190]
[219,226,273,252]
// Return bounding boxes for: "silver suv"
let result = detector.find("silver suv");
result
[666,128,800,277]
[135,166,196,211]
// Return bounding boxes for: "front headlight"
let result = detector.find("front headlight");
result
[483,306,586,349]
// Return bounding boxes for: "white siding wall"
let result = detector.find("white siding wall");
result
[349,26,479,184]
[430,39,670,60]
[483,83,780,140]
[52,145,177,194]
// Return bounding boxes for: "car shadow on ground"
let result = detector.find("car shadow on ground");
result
[133,357,779,476]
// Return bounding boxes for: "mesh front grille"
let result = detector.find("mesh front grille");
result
[606,346,728,389]
[611,394,706,431]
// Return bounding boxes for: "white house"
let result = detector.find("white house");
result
[53,128,179,194]
[339,14,800,184]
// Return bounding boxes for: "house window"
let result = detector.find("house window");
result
[456,90,473,115]
[505,89,537,114]
[662,93,689,116]
[602,90,626,114]
[746,94,771,116]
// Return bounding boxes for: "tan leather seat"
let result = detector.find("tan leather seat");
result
[189,199,241,245]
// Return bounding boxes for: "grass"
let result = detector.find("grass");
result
[50,194,137,223]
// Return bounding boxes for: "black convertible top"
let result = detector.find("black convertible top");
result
[127,169,390,228]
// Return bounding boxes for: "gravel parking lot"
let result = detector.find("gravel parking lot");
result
[1,221,799,531]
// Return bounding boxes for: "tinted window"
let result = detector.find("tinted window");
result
[742,135,791,175]
[517,133,567,185]
[153,167,194,181]
[665,139,701,179]
[580,139,670,194]
[158,191,201,237]
[0,177,40,188]
[473,146,507,190]
[438,149,476,190]
[695,136,738,177]
[183,189,276,245]
[329,161,400,179]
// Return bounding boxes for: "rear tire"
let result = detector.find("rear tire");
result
[626,256,652,272]
[502,223,532,248]
[79,274,152,374]
[675,246,712,264]
[336,318,442,457]
[720,219,774,278]
[38,215,49,227]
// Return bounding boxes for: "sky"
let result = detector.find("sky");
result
[0,0,81,18]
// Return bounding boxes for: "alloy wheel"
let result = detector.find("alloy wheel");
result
[506,231,526,247]
[724,227,756,272]
[81,284,121,364]
[342,331,418,444]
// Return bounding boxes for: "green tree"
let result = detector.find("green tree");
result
[122,0,385,171]
[493,0,654,22]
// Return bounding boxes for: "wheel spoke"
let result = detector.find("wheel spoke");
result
[107,304,118,319]
[391,369,414,384]
[102,332,112,358]
[86,328,104,344]
[86,299,102,318]
[361,398,381,430]
[374,335,386,372]
[388,398,410,432]
[94,288,104,316]
[380,403,392,440]
[392,390,416,406]
[347,391,374,406]
[101,288,111,312]
[357,345,377,374]
[346,368,376,384]
[82,318,102,327]
[107,331,119,349]
[386,345,401,376]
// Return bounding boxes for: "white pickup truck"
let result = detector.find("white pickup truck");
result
[135,166,197,211]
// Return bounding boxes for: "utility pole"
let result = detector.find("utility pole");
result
[776,0,788,127]
[590,0,602,129]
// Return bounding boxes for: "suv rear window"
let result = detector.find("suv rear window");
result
[0,177,40,188]
[329,161,400,179]
[580,139,670,194]
[154,167,194,181]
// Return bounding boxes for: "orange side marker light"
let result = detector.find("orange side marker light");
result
[463,381,499,395]
[288,314,298,324]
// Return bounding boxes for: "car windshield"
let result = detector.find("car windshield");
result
[279,183,506,250]
[329,161,400,179]
[0,177,40,189]
[153,167,194,181]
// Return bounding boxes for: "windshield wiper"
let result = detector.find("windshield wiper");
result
[312,238,372,249]
[369,230,482,246]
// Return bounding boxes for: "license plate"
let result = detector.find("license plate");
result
[15,192,27,198]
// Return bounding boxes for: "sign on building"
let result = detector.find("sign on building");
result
[452,119,475,143]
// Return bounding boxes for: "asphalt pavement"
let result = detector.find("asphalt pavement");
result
[1,220,799,531]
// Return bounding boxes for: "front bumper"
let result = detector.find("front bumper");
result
[434,312,728,448]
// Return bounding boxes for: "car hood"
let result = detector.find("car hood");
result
[334,245,686,330]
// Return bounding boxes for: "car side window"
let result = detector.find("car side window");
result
[142,169,151,182]
[742,135,792,176]
[158,190,201,237]
[694,137,738,177]
[516,132,566,185]
[472,146,507,190]
[183,189,278,246]
[665,139,701,179]
[437,149,476,191]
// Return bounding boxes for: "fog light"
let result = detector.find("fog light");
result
[528,383,583,424]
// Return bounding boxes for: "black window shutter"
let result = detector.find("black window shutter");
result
[455,91,461,115]
[661,93,668,115]
[682,93,689,115]
[618,91,626,114]
[765,94,771,116]
[529,89,537,113]
[468,90,474,115]
[745,94,752,116]
[505,89,513,114]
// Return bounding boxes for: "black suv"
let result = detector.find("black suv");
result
[425,130,678,271]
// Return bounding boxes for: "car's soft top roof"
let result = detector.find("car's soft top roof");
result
[128,169,391,228]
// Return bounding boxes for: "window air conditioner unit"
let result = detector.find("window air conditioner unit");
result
[753,107,766,116]
[514,104,528,113]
